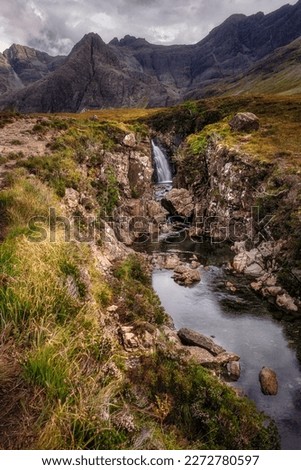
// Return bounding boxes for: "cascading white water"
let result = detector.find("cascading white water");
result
[151,140,172,183]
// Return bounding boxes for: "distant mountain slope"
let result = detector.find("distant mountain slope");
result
[1,0,301,111]
[3,44,65,86]
[222,37,301,96]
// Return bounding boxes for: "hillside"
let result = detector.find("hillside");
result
[1,1,301,111]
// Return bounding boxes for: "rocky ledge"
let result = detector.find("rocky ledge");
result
[153,252,201,286]
[231,241,300,315]
[164,326,241,380]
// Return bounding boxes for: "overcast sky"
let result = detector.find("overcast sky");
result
[0,0,295,55]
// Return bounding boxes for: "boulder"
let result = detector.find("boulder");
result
[250,281,262,292]
[172,266,201,286]
[232,252,248,273]
[227,361,241,381]
[178,328,225,356]
[147,200,168,220]
[244,262,265,277]
[229,112,260,132]
[185,347,239,368]
[165,255,181,270]
[265,286,283,297]
[161,188,194,218]
[123,133,136,147]
[276,293,298,312]
[259,367,278,395]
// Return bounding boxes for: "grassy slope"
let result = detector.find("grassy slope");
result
[0,109,280,450]
[223,38,301,97]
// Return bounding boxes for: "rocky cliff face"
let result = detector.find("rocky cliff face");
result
[158,103,301,314]
[3,44,64,86]
[1,1,301,111]
[0,52,21,94]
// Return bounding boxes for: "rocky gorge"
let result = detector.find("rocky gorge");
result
[0,94,300,449]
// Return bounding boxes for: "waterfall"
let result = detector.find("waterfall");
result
[151,140,172,183]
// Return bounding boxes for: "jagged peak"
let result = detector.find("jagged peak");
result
[3,43,55,60]
[4,43,31,55]
[70,32,106,55]
[110,35,150,47]
[224,13,247,22]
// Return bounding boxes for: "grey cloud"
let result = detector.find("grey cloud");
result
[0,0,295,55]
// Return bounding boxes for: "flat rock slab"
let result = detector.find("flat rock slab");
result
[186,347,239,367]
[178,327,225,356]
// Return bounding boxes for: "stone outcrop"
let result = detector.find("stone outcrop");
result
[162,326,240,374]
[229,112,259,132]
[259,367,278,395]
[119,323,159,352]
[231,242,299,314]
[161,188,194,218]
[175,130,300,312]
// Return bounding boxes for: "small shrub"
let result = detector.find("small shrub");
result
[129,351,280,450]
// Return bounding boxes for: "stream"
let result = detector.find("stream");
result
[151,242,301,450]
[147,143,301,449]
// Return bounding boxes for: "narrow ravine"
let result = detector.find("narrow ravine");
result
[148,141,301,450]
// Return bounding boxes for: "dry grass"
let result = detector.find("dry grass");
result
[34,107,166,123]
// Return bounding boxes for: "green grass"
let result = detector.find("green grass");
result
[112,254,166,325]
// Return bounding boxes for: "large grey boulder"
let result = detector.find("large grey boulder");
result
[259,367,278,395]
[178,328,225,356]
[229,112,260,132]
[161,188,194,218]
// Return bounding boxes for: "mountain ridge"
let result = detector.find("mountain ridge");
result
[1,1,301,111]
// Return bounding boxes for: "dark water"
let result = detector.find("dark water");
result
[152,245,301,450]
